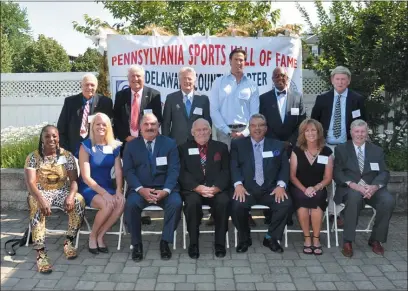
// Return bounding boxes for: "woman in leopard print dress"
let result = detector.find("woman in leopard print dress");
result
[25,125,85,273]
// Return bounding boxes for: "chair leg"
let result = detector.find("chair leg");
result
[325,207,331,248]
[333,201,339,247]
[173,230,177,250]
[117,213,124,250]
[75,230,80,249]
[183,213,187,249]
[366,209,376,232]
[284,225,288,248]
[226,231,230,249]
[234,227,238,248]
[25,223,32,247]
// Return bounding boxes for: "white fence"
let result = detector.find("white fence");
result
[0,70,327,129]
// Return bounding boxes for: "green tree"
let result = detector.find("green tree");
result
[1,32,13,72]
[1,2,32,71]
[73,1,280,36]
[71,48,102,72]
[16,34,71,72]
[297,0,408,169]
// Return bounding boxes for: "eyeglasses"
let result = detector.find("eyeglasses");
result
[249,124,266,129]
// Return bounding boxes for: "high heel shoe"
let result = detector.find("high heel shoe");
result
[88,240,99,254]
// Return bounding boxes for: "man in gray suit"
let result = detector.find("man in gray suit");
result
[334,119,395,257]
[162,67,212,145]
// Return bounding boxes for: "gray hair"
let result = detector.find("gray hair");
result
[179,67,196,78]
[249,113,267,124]
[350,119,368,130]
[128,65,145,77]
[82,73,98,84]
[192,118,211,131]
[140,112,158,124]
[330,66,351,78]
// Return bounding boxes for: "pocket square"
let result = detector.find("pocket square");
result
[214,152,221,161]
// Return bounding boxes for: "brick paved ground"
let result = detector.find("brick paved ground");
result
[1,209,407,290]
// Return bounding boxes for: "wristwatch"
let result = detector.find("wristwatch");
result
[277,181,286,189]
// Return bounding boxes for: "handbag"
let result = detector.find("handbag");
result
[4,227,33,256]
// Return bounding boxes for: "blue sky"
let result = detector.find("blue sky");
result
[19,1,330,56]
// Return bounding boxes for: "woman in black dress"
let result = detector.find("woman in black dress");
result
[290,119,333,255]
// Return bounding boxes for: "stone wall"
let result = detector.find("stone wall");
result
[1,168,407,212]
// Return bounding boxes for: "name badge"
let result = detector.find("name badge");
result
[317,155,329,165]
[57,156,67,165]
[370,163,380,171]
[352,109,361,119]
[193,107,203,115]
[103,146,113,154]
[188,148,199,155]
[262,151,274,158]
[156,157,167,166]
[144,109,152,114]
[291,108,300,115]
[88,115,95,123]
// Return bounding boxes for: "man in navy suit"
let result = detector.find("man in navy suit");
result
[231,114,291,253]
[123,113,182,262]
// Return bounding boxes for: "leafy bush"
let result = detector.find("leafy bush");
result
[1,123,46,168]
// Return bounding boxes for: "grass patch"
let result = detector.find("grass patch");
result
[1,136,39,168]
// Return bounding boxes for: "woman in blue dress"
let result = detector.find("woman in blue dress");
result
[78,112,124,254]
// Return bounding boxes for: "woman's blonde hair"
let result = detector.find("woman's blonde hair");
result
[89,113,122,149]
[296,118,325,151]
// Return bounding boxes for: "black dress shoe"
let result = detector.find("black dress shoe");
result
[215,244,226,258]
[188,244,200,259]
[88,241,99,254]
[248,215,257,227]
[236,238,252,253]
[132,244,143,262]
[160,240,172,260]
[263,237,284,253]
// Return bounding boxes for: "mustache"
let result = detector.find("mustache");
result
[145,129,155,132]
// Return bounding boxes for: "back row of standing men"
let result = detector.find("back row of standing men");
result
[57,48,366,225]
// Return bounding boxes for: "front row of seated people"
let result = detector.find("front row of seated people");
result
[25,112,395,273]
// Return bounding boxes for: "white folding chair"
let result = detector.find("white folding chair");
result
[26,206,68,246]
[182,204,230,249]
[129,205,177,250]
[332,202,376,247]
[234,205,270,247]
[284,201,331,248]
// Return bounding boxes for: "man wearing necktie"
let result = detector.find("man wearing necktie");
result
[113,65,163,155]
[311,66,366,226]
[178,119,230,259]
[162,67,212,146]
[259,67,306,226]
[123,113,182,262]
[333,119,394,257]
[230,114,291,253]
[57,73,113,157]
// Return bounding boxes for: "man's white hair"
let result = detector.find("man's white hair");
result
[330,66,351,78]
[192,118,211,131]
[82,73,98,84]
[128,65,145,76]
[179,67,196,78]
[350,119,368,130]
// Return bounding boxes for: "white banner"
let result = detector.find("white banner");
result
[107,35,302,104]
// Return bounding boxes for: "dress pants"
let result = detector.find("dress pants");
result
[231,186,292,243]
[343,188,395,242]
[182,190,230,246]
[125,190,182,245]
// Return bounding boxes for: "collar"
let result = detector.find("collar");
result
[250,137,265,147]
[228,72,247,82]
[352,141,365,152]
[334,88,348,98]
[274,87,287,97]
[132,87,144,98]
[196,142,208,149]
[144,138,156,145]
[182,90,194,99]
[82,95,94,104]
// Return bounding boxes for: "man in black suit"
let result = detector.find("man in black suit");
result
[57,73,113,157]
[334,119,394,257]
[163,67,212,146]
[178,118,230,259]
[231,113,291,253]
[260,66,306,225]
[311,66,366,225]
[113,65,163,152]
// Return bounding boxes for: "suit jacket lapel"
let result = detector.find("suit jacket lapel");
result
[262,138,271,173]
[176,91,189,120]
[204,140,215,176]
[347,141,360,173]
[284,90,295,123]
[246,138,255,173]
[189,92,200,120]
[90,95,100,114]
[362,143,371,174]
[270,91,283,125]
[327,89,335,121]
[345,90,353,129]
[152,135,161,159]
[140,87,149,111]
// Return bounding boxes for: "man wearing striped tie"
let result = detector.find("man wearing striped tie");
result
[311,66,366,227]
[178,118,230,259]
[57,73,113,157]
[333,119,395,257]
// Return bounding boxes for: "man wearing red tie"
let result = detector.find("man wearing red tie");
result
[57,73,113,157]
[113,65,163,154]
